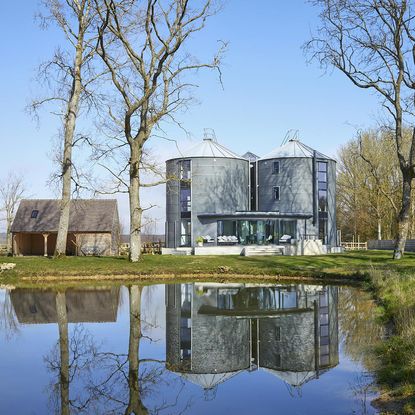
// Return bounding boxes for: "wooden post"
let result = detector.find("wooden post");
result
[74,233,78,256]
[42,233,49,257]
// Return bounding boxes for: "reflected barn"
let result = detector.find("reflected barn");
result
[10,287,120,324]
[166,283,339,392]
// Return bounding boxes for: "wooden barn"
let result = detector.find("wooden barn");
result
[11,199,120,256]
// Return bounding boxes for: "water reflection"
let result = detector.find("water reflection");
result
[166,284,339,395]
[8,286,187,415]
[11,288,120,415]
[0,283,381,415]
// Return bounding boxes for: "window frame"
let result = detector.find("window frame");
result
[272,160,280,175]
[31,210,39,219]
[273,186,280,201]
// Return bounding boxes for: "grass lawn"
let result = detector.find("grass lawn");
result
[1,250,415,284]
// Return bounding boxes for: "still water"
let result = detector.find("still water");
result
[0,283,382,415]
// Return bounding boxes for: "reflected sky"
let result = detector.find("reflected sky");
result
[0,283,381,415]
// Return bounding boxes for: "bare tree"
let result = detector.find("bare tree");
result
[306,0,415,259]
[31,0,99,257]
[94,0,225,262]
[337,129,402,242]
[0,173,26,255]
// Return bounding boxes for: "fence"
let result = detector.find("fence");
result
[341,241,368,251]
[368,239,415,252]
[119,241,165,256]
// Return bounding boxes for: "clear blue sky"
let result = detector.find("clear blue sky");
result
[0,0,380,231]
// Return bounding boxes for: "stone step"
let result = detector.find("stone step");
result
[242,246,284,256]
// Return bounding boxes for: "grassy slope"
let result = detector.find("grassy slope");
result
[369,270,415,415]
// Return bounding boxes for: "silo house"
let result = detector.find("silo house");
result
[164,135,337,255]
[165,136,249,250]
[257,139,337,247]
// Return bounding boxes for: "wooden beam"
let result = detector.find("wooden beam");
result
[42,233,50,257]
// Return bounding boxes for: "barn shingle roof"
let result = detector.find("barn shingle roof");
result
[11,199,118,233]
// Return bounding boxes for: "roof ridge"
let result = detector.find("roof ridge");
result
[20,198,117,202]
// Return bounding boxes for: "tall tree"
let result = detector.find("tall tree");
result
[306,0,415,258]
[94,0,225,262]
[0,173,26,255]
[337,130,401,241]
[32,0,98,257]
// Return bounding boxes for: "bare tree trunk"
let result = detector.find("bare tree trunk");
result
[377,218,382,241]
[394,176,413,259]
[129,143,143,263]
[6,218,12,255]
[125,285,148,415]
[54,24,85,257]
[56,292,70,415]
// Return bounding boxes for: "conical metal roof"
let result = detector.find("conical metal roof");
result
[168,138,245,161]
[259,139,334,161]
[181,370,243,389]
[242,151,259,161]
[264,368,317,387]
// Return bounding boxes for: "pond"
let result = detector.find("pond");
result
[0,282,383,415]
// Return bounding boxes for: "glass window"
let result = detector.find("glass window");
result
[180,219,191,247]
[281,220,296,238]
[319,217,327,242]
[275,326,281,341]
[318,171,327,182]
[31,210,39,219]
[217,220,237,237]
[180,160,191,180]
[318,181,327,191]
[180,188,191,212]
[281,290,297,309]
[318,190,327,211]
[272,161,280,174]
[265,220,275,244]
[237,220,249,245]
[317,161,327,172]
[273,186,280,200]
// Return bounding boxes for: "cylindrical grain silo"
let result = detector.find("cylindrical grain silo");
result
[257,139,337,246]
[165,137,249,248]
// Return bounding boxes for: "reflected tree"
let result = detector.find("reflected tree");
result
[45,292,98,414]
[0,289,20,340]
[89,285,191,414]
[45,286,191,414]
[338,287,384,367]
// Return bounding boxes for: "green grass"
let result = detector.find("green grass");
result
[368,269,415,414]
[1,250,415,284]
